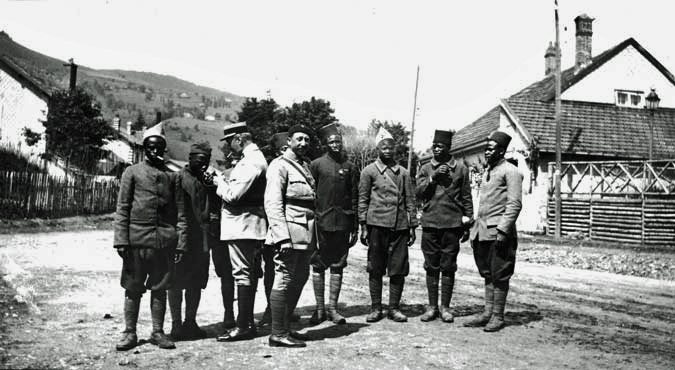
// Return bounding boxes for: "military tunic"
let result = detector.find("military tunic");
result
[470,158,523,283]
[309,153,359,272]
[416,158,473,274]
[114,160,186,294]
[358,159,417,277]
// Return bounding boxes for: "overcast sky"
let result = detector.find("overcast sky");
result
[2,0,673,150]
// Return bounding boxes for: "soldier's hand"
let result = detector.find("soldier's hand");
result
[437,164,449,175]
[116,246,128,259]
[278,241,293,256]
[174,251,184,263]
[408,228,416,246]
[461,216,471,225]
[359,226,369,246]
[348,230,358,248]
[460,229,470,243]
[495,230,507,248]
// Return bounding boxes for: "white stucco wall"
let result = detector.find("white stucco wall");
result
[102,140,133,163]
[0,68,48,157]
[563,45,675,107]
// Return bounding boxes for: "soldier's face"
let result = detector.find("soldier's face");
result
[485,140,505,166]
[326,135,343,154]
[228,135,244,155]
[378,139,395,161]
[289,132,310,156]
[189,153,210,173]
[143,136,166,164]
[432,142,449,159]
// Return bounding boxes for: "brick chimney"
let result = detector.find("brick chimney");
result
[155,111,162,124]
[574,14,594,70]
[545,42,557,76]
[126,121,132,135]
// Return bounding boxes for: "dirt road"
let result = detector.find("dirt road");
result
[1,230,674,369]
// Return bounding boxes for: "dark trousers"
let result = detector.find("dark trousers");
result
[421,227,462,274]
[121,248,173,295]
[367,226,409,277]
[471,237,517,284]
[311,230,350,273]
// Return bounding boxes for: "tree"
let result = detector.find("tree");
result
[132,111,146,132]
[236,97,284,157]
[21,127,42,147]
[43,88,115,173]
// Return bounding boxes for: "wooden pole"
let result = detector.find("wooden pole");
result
[407,66,420,173]
[554,0,563,239]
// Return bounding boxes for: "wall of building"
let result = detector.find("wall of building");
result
[563,45,675,107]
[0,69,48,158]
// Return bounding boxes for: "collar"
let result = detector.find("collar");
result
[325,152,344,163]
[430,157,457,169]
[375,158,401,174]
[488,158,506,171]
[242,143,259,157]
[283,148,304,164]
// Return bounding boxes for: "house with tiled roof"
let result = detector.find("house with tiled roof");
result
[0,55,52,158]
[451,14,675,232]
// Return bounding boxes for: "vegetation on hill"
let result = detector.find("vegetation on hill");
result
[0,31,244,128]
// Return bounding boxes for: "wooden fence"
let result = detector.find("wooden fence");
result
[0,170,119,219]
[547,160,675,246]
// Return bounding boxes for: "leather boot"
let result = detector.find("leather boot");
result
[309,272,326,325]
[116,294,140,351]
[366,274,384,322]
[218,285,256,341]
[150,290,175,349]
[326,273,346,324]
[484,282,509,332]
[440,273,455,323]
[221,277,236,329]
[183,289,206,339]
[464,281,494,327]
[388,276,407,322]
[420,273,439,322]
[167,289,183,340]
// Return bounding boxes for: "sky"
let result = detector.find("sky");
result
[2,0,674,150]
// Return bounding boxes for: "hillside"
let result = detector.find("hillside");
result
[0,31,244,126]
[162,117,227,166]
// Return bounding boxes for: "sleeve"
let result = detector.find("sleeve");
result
[351,163,360,228]
[264,160,291,244]
[357,167,372,225]
[497,166,523,235]
[113,167,134,248]
[461,166,474,218]
[217,161,261,205]
[404,171,418,228]
[415,164,435,201]
[174,172,188,252]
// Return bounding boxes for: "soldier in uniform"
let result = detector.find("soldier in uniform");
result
[464,130,523,332]
[308,123,359,325]
[416,130,473,323]
[265,124,316,348]
[358,127,417,323]
[214,122,268,341]
[168,142,214,340]
[114,124,186,351]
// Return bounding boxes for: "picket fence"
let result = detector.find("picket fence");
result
[0,170,119,219]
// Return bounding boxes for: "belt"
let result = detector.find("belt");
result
[286,198,315,209]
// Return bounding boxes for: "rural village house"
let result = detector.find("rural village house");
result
[451,14,675,233]
[0,56,50,158]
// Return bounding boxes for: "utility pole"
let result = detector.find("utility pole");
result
[407,66,420,173]
[63,58,77,93]
[554,1,563,239]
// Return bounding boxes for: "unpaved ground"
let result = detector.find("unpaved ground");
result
[0,230,674,370]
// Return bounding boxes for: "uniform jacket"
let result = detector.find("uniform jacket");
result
[178,167,210,253]
[310,153,359,232]
[114,160,187,251]
[470,159,523,241]
[416,158,473,229]
[358,158,418,230]
[264,149,316,250]
[216,143,268,241]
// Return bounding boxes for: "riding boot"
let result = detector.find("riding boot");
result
[440,273,455,322]
[150,290,175,349]
[183,288,205,339]
[464,280,494,327]
[420,272,439,322]
[388,276,407,322]
[326,273,346,324]
[309,272,326,325]
[484,281,509,332]
[366,274,384,322]
[167,289,183,340]
[116,293,140,351]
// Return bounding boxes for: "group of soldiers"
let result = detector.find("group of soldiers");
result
[112,120,522,350]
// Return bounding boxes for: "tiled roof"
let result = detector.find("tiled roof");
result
[451,105,500,152]
[452,37,675,159]
[0,55,52,100]
[506,98,675,158]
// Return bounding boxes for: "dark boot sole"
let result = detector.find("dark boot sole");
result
[115,343,137,351]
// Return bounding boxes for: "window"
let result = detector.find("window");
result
[615,89,644,108]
